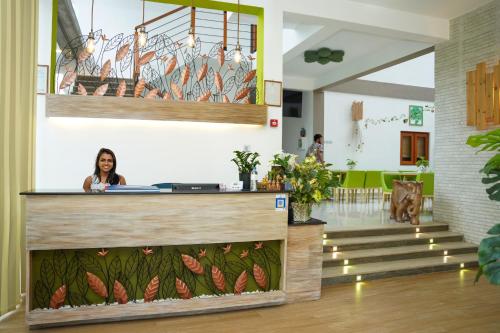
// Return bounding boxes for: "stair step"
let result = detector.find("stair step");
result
[323,231,464,252]
[323,242,477,267]
[324,223,448,238]
[322,253,478,285]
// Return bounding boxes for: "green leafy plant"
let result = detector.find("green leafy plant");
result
[416,157,430,171]
[288,156,337,204]
[475,224,500,285]
[269,152,297,179]
[346,159,357,170]
[231,151,260,174]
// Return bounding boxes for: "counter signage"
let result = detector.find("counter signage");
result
[275,194,286,211]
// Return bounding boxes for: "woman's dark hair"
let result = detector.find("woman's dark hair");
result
[94,148,120,185]
[314,134,323,142]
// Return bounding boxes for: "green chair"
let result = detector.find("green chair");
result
[416,172,434,210]
[338,171,366,202]
[381,172,396,208]
[364,171,383,202]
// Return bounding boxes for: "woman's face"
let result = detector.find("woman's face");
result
[98,153,114,173]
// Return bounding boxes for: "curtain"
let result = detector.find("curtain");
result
[0,0,37,316]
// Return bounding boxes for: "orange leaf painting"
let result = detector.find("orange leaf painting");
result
[49,285,66,309]
[115,43,130,61]
[113,280,128,304]
[134,79,145,97]
[215,72,223,93]
[181,65,190,86]
[93,83,109,96]
[175,277,192,299]
[171,82,183,100]
[253,264,267,289]
[218,47,225,67]
[243,70,256,83]
[77,49,91,63]
[163,92,172,101]
[244,97,251,104]
[77,83,87,96]
[139,51,156,66]
[197,63,208,82]
[223,95,230,103]
[197,91,211,102]
[165,57,177,75]
[58,71,77,90]
[100,59,111,81]
[143,276,159,302]
[235,87,250,101]
[116,80,126,97]
[86,272,108,298]
[211,266,225,292]
[234,270,248,295]
[181,254,204,275]
[145,88,159,99]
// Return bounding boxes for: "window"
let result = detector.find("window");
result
[400,132,429,165]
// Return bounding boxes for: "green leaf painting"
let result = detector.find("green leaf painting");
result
[409,105,423,126]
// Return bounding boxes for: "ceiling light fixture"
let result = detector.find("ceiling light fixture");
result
[86,0,96,54]
[186,0,196,48]
[233,0,242,63]
[137,0,148,48]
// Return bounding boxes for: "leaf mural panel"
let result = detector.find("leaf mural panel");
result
[209,42,224,58]
[41,258,55,292]
[235,67,246,86]
[104,33,123,51]
[34,280,48,309]
[206,67,215,91]
[223,76,236,95]
[53,250,67,280]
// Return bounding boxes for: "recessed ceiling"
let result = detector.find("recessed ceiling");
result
[347,0,493,19]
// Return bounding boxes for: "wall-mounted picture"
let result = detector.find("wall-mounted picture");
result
[409,105,424,126]
[264,80,283,107]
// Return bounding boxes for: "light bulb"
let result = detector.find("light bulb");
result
[234,45,242,63]
[186,30,195,48]
[86,32,95,54]
[138,26,147,48]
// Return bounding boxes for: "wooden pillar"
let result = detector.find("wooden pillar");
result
[250,24,257,53]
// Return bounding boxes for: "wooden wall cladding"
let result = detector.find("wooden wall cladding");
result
[466,61,500,130]
[46,95,268,125]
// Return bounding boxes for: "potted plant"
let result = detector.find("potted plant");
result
[346,159,357,170]
[288,156,336,222]
[416,156,430,173]
[231,150,260,191]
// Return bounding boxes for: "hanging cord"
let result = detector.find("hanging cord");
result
[142,0,145,24]
[237,0,240,45]
[90,0,95,32]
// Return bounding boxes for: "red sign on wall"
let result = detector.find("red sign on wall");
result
[270,119,279,127]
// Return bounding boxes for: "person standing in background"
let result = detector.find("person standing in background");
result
[307,134,324,163]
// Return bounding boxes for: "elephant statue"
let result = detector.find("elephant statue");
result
[390,180,423,225]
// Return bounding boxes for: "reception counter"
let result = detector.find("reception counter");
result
[21,190,324,328]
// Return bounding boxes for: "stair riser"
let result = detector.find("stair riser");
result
[321,261,478,285]
[323,247,478,267]
[325,225,448,238]
[323,235,464,252]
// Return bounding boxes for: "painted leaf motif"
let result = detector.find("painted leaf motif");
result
[223,95,230,103]
[139,51,156,66]
[58,71,77,90]
[215,72,223,93]
[181,65,190,86]
[77,49,91,63]
[143,275,159,302]
[181,254,204,275]
[134,79,145,97]
[211,266,225,292]
[115,43,130,61]
[206,68,215,90]
[197,91,211,102]
[104,33,123,51]
[145,88,159,99]
[243,70,256,83]
[171,82,183,100]
[86,272,108,298]
[77,83,87,96]
[116,80,126,97]
[235,67,245,86]
[93,83,108,96]
[253,264,267,289]
[234,270,248,295]
[222,76,235,94]
[244,97,251,104]
[100,59,111,81]
[163,92,172,101]
[113,280,128,304]
[218,47,225,67]
[235,87,250,101]
[197,63,208,82]
[208,41,223,58]
[165,56,177,75]
[192,82,201,101]
[175,277,192,299]
[49,285,66,309]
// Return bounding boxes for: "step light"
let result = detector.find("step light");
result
[344,259,349,265]
[415,233,420,239]
[429,238,434,244]
[323,234,327,239]
[343,266,349,274]
[415,228,420,233]
[443,250,448,256]
[332,252,338,259]
[356,275,362,282]
[332,246,338,252]
[460,263,465,268]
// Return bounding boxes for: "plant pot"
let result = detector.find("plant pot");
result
[239,172,251,191]
[291,202,312,222]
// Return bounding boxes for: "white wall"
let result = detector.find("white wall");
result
[282,91,314,160]
[36,0,283,188]
[324,91,435,170]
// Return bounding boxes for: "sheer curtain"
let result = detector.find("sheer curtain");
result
[0,0,37,316]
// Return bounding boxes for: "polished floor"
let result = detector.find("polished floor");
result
[1,270,499,333]
[313,199,435,232]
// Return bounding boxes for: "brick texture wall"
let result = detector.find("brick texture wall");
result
[434,0,500,245]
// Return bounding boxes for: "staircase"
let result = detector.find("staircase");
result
[321,222,478,285]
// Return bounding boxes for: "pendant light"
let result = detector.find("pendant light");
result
[137,0,148,48]
[234,0,242,63]
[186,0,195,48]
[86,0,96,54]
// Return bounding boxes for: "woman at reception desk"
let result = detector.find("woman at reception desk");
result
[21,186,325,328]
